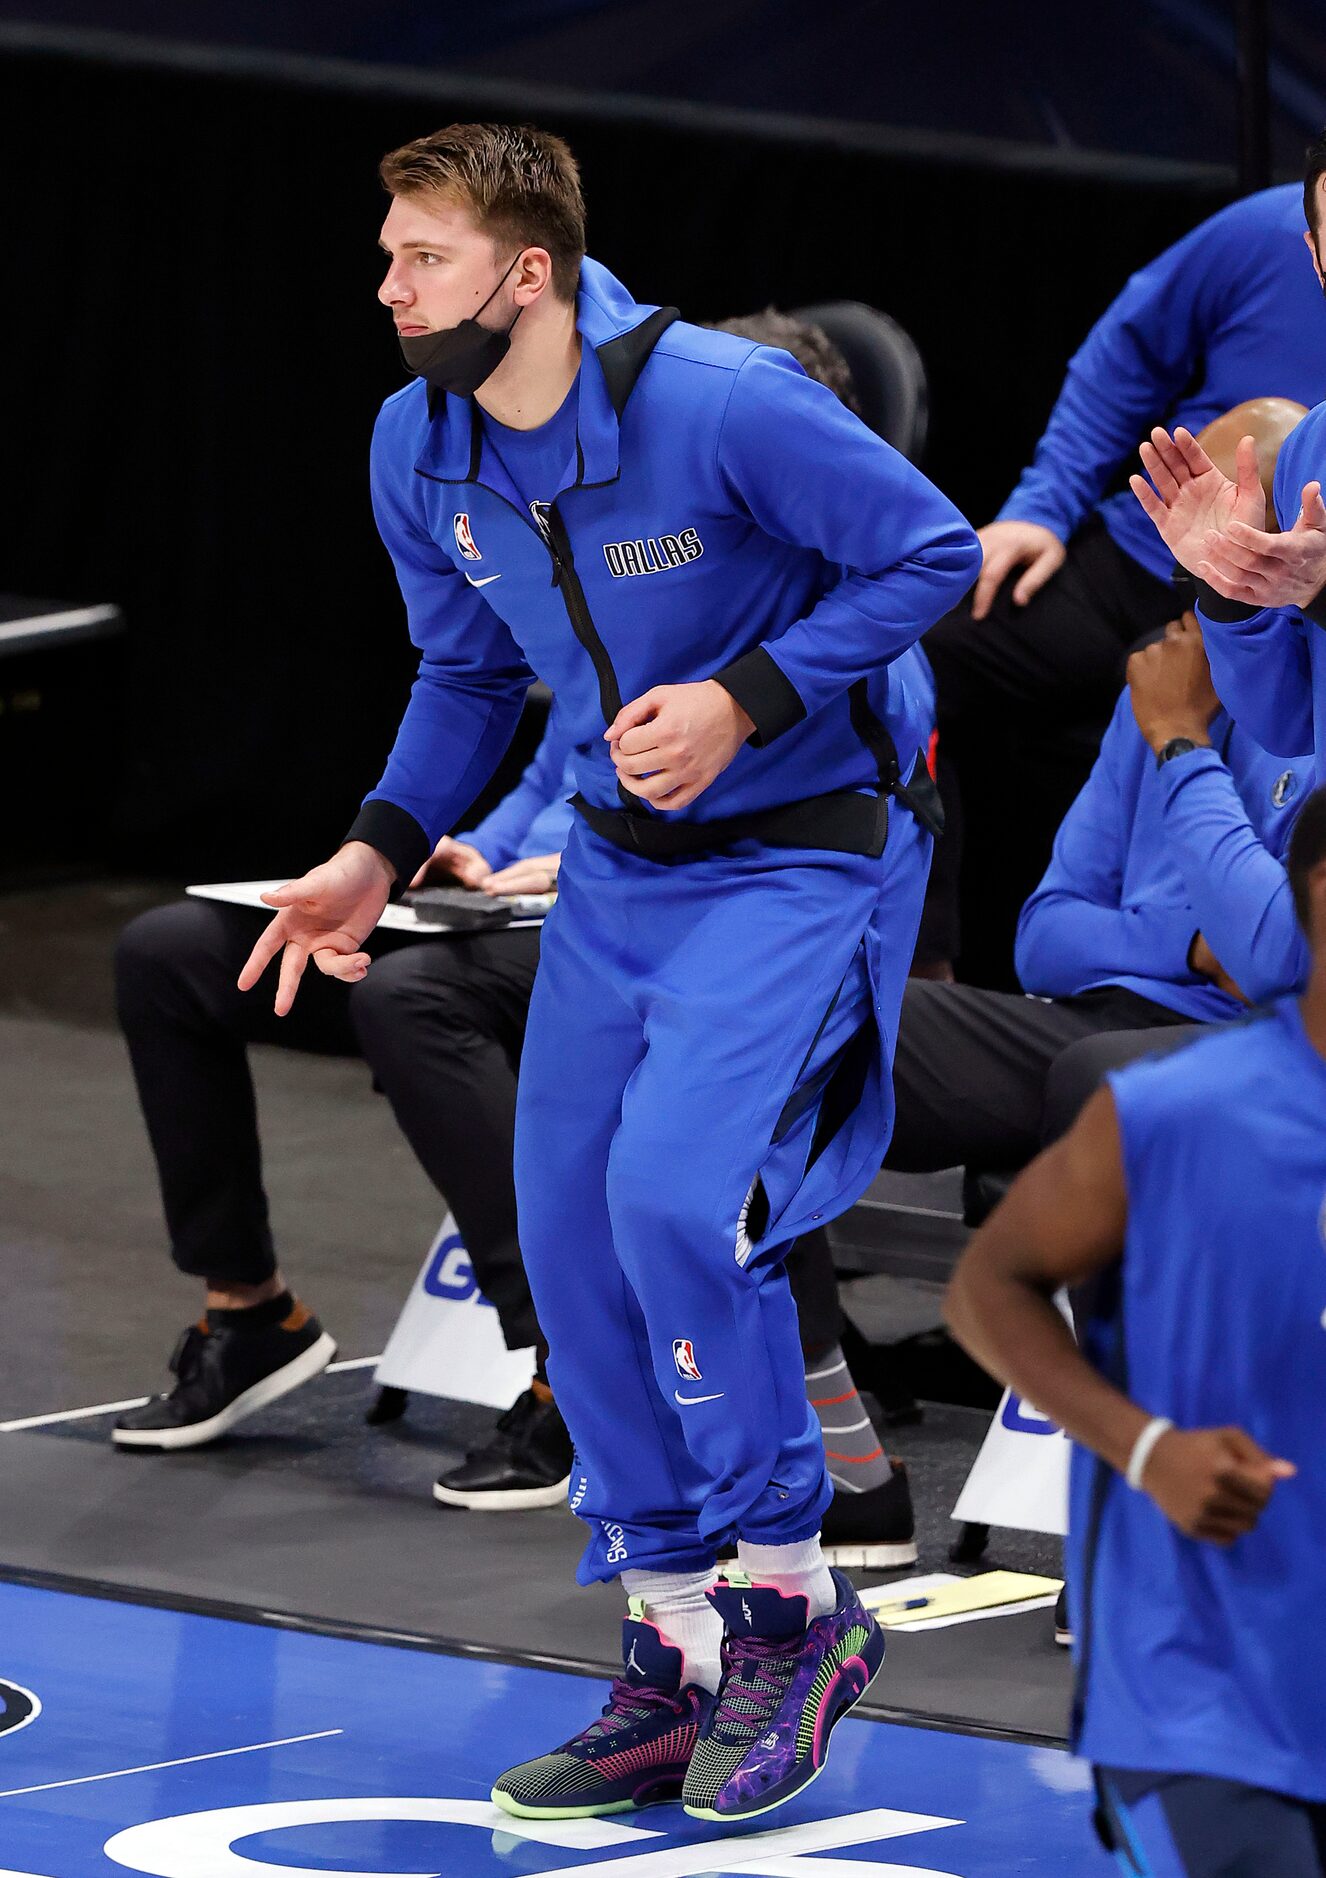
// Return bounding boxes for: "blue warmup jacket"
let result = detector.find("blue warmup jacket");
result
[457,700,576,868]
[348,258,978,880]
[1197,399,1326,785]
[1000,185,1326,581]
[1015,688,1311,1015]
[1071,1002,1326,1799]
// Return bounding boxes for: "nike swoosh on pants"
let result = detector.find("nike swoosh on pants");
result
[674,1390,725,1405]
[465,572,502,587]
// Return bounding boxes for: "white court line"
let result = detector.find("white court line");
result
[0,1728,343,1799]
[0,1355,382,1433]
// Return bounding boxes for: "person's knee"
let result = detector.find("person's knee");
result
[114,899,243,1015]
[605,1127,713,1257]
[348,948,467,1059]
[1042,1033,1127,1143]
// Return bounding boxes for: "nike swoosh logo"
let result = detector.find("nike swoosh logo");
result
[674,1390,725,1406]
[464,572,502,587]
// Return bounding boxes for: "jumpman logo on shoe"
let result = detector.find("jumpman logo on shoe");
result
[626,1641,642,1675]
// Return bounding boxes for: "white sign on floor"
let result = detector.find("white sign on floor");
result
[375,1214,535,1410]
[951,1386,1070,1537]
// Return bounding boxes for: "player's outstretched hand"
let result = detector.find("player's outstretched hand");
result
[1142,1424,1296,1545]
[969,520,1066,620]
[237,841,395,1016]
[1130,426,1265,581]
[606,680,755,810]
[1195,479,1326,611]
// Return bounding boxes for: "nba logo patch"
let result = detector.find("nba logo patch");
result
[673,1339,702,1382]
[1273,769,1298,809]
[453,512,481,561]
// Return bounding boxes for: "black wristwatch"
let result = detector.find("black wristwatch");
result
[1155,736,1199,769]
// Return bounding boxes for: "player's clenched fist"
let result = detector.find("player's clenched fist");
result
[1140,1424,1296,1545]
[237,841,396,1016]
[605,680,755,811]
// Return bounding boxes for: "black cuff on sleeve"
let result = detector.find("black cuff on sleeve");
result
[1302,583,1326,630]
[1195,580,1261,624]
[343,800,431,902]
[712,647,806,747]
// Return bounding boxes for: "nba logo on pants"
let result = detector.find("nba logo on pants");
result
[672,1339,702,1381]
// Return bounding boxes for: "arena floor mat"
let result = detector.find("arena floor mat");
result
[0,1374,1071,1749]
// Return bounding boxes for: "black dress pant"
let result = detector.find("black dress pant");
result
[115,897,843,1366]
[115,898,544,1351]
[886,978,1200,1178]
[922,517,1179,987]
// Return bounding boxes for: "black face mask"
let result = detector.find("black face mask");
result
[397,252,524,397]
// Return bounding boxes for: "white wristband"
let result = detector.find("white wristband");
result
[1125,1416,1174,1491]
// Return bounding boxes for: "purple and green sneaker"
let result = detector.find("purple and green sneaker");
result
[681,1565,883,1821]
[491,1598,712,1819]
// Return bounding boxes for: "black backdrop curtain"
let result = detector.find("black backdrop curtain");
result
[0,41,1228,877]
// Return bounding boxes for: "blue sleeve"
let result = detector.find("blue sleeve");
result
[457,704,575,869]
[1156,747,1310,1003]
[1014,699,1199,996]
[517,759,577,858]
[998,204,1249,542]
[349,401,536,883]
[710,351,981,741]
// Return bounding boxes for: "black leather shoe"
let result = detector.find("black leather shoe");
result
[113,1306,336,1450]
[433,1388,573,1511]
[819,1458,918,1569]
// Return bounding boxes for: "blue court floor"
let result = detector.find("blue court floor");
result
[0,1580,1114,1876]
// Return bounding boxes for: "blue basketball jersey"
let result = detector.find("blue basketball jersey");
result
[1069,999,1326,1800]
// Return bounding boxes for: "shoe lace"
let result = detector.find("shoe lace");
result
[168,1325,209,1385]
[713,1635,799,1738]
[582,1679,687,1742]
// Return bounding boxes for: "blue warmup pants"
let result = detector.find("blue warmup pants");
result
[1097,1769,1326,1877]
[513,806,930,1584]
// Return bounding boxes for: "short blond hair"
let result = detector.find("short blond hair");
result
[380,122,586,302]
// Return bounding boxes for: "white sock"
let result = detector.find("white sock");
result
[736,1536,836,1621]
[620,1567,724,1693]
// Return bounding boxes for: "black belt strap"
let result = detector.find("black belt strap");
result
[570,753,941,861]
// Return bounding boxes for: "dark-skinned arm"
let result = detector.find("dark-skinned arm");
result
[945,1087,1295,1544]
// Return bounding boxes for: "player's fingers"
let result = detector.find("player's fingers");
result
[274,939,309,1017]
[236,915,288,992]
[1129,473,1166,525]
[970,545,1016,621]
[1211,1468,1273,1511]
[615,722,665,759]
[1194,559,1264,605]
[1203,530,1277,574]
[605,690,663,741]
[1300,480,1326,529]
[1139,439,1180,505]
[312,948,370,981]
[261,871,321,908]
[613,749,668,781]
[1010,547,1059,608]
[1171,425,1218,480]
[1222,519,1284,555]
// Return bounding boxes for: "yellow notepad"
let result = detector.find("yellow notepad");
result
[863,1570,1063,1628]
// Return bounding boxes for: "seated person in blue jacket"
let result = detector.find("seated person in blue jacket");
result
[925,178,1326,989]
[112,308,922,1569]
[112,703,578,1508]
[886,610,1312,1198]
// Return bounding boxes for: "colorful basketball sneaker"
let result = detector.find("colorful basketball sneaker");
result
[681,1566,884,1821]
[491,1598,713,1819]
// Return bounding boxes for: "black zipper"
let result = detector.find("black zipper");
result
[416,423,645,812]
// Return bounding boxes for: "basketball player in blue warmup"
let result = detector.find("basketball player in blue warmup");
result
[946,790,1326,1876]
[238,124,979,1820]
